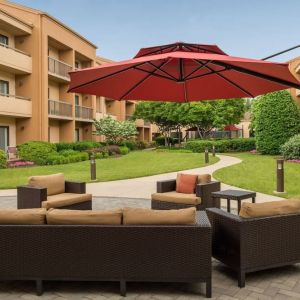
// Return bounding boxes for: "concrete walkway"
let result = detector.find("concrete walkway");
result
[0,154,284,205]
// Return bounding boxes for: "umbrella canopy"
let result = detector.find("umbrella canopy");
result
[68,42,300,102]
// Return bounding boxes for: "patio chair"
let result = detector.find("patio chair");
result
[206,202,300,287]
[6,146,18,161]
[151,174,221,210]
[17,173,92,210]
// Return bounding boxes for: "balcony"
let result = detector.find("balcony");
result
[48,99,73,120]
[0,43,32,74]
[75,105,94,122]
[48,57,72,83]
[0,93,31,117]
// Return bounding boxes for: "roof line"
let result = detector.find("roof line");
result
[2,1,98,49]
[0,8,34,28]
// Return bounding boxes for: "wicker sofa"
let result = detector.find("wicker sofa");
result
[206,207,300,287]
[17,173,92,210]
[0,210,212,297]
[152,174,221,210]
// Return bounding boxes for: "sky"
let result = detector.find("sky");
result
[11,0,300,62]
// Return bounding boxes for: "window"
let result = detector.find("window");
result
[75,95,80,106]
[0,126,9,151]
[75,61,80,69]
[0,34,8,46]
[0,80,9,96]
[75,128,80,142]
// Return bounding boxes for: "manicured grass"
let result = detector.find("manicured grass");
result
[0,151,219,189]
[214,152,300,198]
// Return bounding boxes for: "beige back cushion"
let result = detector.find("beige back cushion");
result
[239,199,300,219]
[47,209,122,225]
[28,173,65,196]
[123,207,196,225]
[198,174,211,184]
[0,208,46,224]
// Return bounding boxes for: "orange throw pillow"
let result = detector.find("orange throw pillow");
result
[176,174,198,194]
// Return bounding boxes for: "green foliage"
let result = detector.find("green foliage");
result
[17,141,57,165]
[252,91,300,155]
[120,140,138,151]
[94,116,137,144]
[134,100,245,141]
[281,134,300,160]
[0,149,7,169]
[185,138,256,153]
[56,141,100,152]
[119,146,129,155]
[101,145,121,155]
[155,136,175,146]
[46,152,89,165]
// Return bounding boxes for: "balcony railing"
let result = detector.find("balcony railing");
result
[48,57,72,79]
[0,93,30,100]
[75,105,93,120]
[48,99,72,118]
[0,42,31,56]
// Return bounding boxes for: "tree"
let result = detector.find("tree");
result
[133,99,245,141]
[94,116,137,144]
[251,90,300,154]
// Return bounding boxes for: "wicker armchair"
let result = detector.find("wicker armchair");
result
[17,173,92,210]
[152,178,221,210]
[206,208,300,287]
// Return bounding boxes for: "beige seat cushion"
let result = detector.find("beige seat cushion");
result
[42,193,92,209]
[123,207,196,225]
[151,191,201,205]
[239,199,300,219]
[28,173,65,196]
[0,208,46,224]
[47,208,122,225]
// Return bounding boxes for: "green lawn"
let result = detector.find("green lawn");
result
[214,152,300,198]
[0,151,219,189]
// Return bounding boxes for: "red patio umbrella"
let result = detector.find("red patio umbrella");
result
[68,42,300,102]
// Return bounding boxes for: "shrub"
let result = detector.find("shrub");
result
[101,145,121,155]
[155,136,175,146]
[120,140,137,151]
[46,152,89,165]
[185,138,256,153]
[17,141,57,165]
[252,90,300,154]
[59,149,78,156]
[281,134,300,160]
[119,146,129,155]
[55,141,100,152]
[0,149,7,169]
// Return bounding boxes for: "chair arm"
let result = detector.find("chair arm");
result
[196,181,221,208]
[65,181,86,194]
[156,179,176,193]
[17,185,47,209]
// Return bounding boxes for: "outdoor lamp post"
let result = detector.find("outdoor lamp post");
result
[212,145,216,157]
[275,158,284,193]
[90,153,96,181]
[205,148,209,164]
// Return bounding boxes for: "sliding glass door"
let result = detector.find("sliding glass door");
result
[0,126,9,151]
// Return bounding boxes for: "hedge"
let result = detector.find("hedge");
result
[185,138,256,153]
[252,91,300,154]
[281,134,300,160]
[119,146,129,155]
[17,141,57,165]
[56,141,101,152]
[0,149,7,169]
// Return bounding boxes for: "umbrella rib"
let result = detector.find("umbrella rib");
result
[119,60,170,100]
[146,61,178,80]
[203,62,255,97]
[211,61,300,89]
[185,68,227,81]
[68,61,148,92]
[139,45,177,57]
[183,60,212,80]
[133,66,177,82]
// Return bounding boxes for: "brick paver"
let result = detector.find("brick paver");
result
[0,196,299,299]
